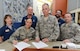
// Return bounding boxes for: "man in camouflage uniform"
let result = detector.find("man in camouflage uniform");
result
[35,3,59,42]
[61,13,80,43]
[9,19,35,44]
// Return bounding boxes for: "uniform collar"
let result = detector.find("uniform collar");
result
[26,15,34,19]
[65,21,74,26]
[23,26,34,32]
[5,24,14,30]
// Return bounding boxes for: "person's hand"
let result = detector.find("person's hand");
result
[23,39,29,43]
[63,39,71,43]
[12,40,18,45]
[0,37,3,43]
[42,38,49,43]
[35,37,40,42]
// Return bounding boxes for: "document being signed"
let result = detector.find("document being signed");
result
[32,41,48,49]
[13,41,31,51]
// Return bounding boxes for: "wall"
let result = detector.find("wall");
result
[52,0,67,16]
[67,0,78,12]
[67,0,80,23]
[0,0,4,27]
[67,0,80,12]
[0,0,33,28]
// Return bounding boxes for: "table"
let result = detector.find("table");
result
[0,41,15,51]
[14,48,80,51]
[0,41,80,51]
[13,41,80,51]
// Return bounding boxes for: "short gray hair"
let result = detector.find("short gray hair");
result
[42,3,49,7]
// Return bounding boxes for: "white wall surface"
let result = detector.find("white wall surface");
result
[0,0,4,27]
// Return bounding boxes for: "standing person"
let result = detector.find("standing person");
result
[21,6,38,29]
[61,13,80,43]
[35,3,59,43]
[55,10,65,27]
[55,10,65,41]
[9,19,35,45]
[0,14,16,43]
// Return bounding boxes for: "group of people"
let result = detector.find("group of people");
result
[0,3,80,45]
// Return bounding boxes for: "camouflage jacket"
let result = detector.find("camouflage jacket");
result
[61,22,80,43]
[9,26,35,42]
[36,15,60,41]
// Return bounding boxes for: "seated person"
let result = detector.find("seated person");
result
[9,19,35,45]
[0,14,16,43]
[61,13,80,43]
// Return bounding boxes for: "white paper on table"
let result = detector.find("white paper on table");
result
[32,41,48,49]
[13,41,31,51]
[66,43,76,49]
[0,49,5,51]
[75,44,80,49]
